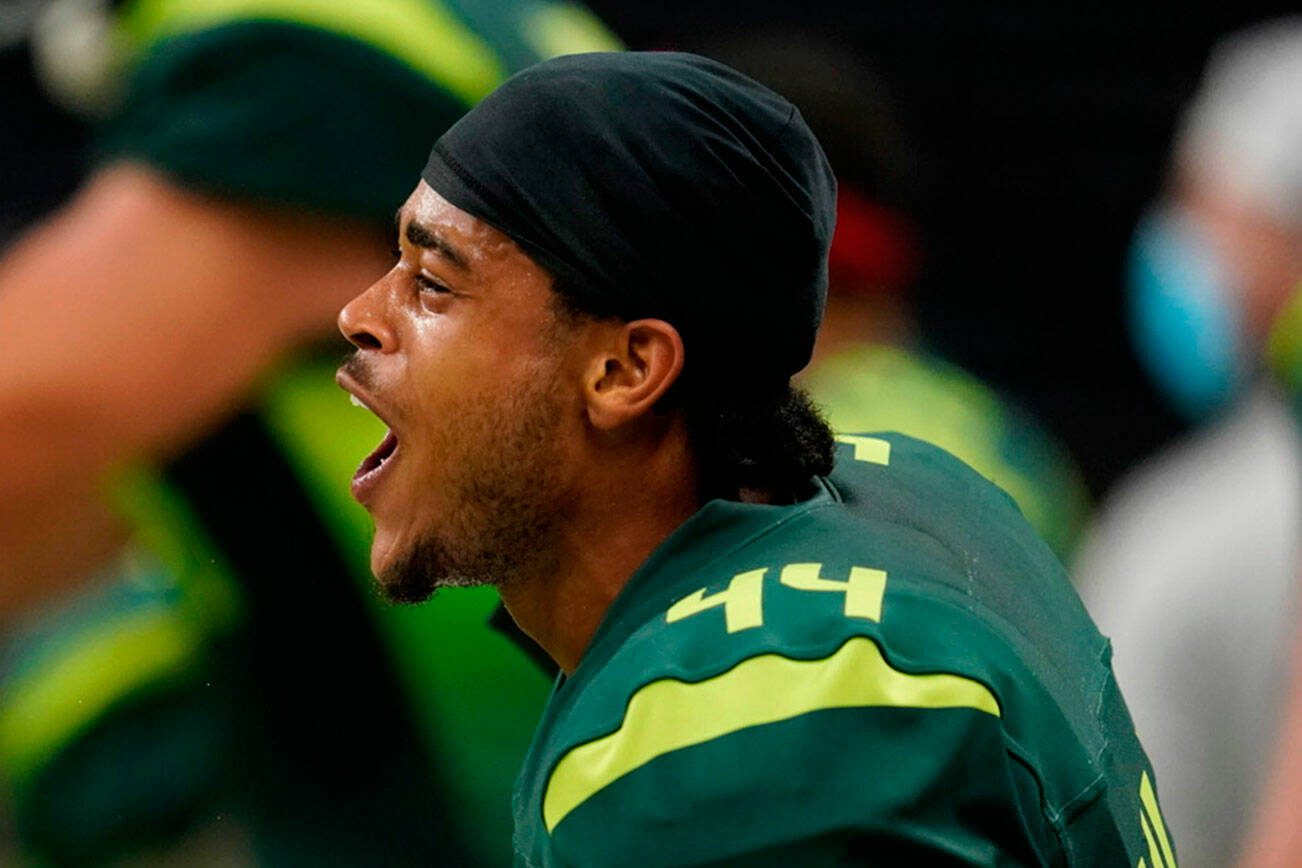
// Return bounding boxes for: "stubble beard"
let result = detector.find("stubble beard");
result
[376,364,570,605]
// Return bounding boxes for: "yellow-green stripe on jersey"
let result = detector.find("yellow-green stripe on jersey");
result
[542,636,1000,831]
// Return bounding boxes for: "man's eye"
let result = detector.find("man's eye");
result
[415,273,452,295]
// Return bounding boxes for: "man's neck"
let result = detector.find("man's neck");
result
[498,441,699,675]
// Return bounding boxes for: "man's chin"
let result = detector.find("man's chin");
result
[374,558,440,604]
[372,536,492,604]
[371,542,439,605]
[375,575,438,605]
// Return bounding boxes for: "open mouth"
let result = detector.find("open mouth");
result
[338,373,400,506]
[351,428,398,504]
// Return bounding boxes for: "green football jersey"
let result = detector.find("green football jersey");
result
[513,434,1174,867]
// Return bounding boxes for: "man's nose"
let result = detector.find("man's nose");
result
[338,275,395,351]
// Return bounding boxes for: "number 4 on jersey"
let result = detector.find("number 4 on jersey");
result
[779,563,886,621]
[666,563,887,633]
[664,568,766,633]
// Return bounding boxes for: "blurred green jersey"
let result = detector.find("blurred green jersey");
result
[1,2,617,865]
[801,343,1089,560]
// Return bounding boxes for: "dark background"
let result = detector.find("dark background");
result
[586,1,1298,496]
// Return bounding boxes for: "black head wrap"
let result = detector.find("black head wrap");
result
[421,51,836,386]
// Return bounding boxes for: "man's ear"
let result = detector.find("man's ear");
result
[584,319,684,430]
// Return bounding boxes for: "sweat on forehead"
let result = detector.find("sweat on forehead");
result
[421,50,837,386]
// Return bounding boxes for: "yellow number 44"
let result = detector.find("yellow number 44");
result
[666,563,887,633]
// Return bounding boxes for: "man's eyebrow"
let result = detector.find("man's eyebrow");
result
[395,211,471,271]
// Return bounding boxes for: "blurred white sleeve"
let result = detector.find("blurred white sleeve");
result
[1075,387,1301,868]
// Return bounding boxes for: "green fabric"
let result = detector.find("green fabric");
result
[118,0,508,108]
[563,707,1033,866]
[801,343,1089,559]
[437,0,619,74]
[0,466,238,790]
[0,552,236,866]
[0,468,241,863]
[11,680,238,868]
[513,435,1169,867]
[101,0,620,224]
[99,21,469,224]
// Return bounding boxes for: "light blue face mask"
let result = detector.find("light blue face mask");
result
[1127,205,1248,421]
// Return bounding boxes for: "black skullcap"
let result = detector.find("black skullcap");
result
[421,51,836,387]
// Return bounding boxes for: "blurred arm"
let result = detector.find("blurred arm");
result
[0,163,390,614]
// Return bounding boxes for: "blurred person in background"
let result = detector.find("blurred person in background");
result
[0,0,617,864]
[1075,18,1302,867]
[694,30,1090,561]
[1226,286,1302,868]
